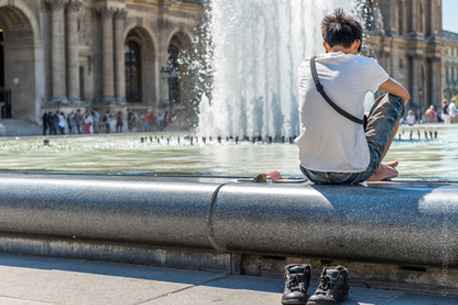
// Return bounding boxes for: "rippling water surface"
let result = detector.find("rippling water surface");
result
[0,125,457,180]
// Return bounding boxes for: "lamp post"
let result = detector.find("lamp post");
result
[160,65,179,115]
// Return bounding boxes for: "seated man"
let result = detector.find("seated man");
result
[295,9,410,186]
[282,9,410,305]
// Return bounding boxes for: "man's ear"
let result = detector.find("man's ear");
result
[353,39,361,53]
[323,41,330,53]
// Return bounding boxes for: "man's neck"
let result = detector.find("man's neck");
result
[329,46,356,55]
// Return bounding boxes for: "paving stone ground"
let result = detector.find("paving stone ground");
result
[0,254,455,305]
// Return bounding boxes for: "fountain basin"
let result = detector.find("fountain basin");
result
[0,173,456,270]
[1,124,458,179]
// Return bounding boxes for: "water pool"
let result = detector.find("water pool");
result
[0,125,457,181]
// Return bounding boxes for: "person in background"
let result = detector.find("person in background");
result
[425,105,436,124]
[83,110,93,135]
[158,113,164,131]
[449,97,457,124]
[135,111,140,132]
[442,99,450,125]
[93,109,100,133]
[57,111,66,135]
[162,111,171,130]
[42,112,48,135]
[143,111,149,132]
[67,111,75,134]
[103,110,111,133]
[405,110,417,126]
[74,109,83,134]
[127,108,135,132]
[116,111,124,133]
[138,111,144,132]
[48,112,57,135]
[90,111,96,134]
[55,111,61,134]
[148,112,157,131]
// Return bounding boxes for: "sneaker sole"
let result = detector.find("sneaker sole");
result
[306,292,348,305]
[282,301,307,305]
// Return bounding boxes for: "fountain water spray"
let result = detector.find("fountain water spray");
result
[197,0,357,140]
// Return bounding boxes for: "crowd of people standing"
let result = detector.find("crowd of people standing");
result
[41,108,172,136]
[439,97,458,124]
[400,96,458,126]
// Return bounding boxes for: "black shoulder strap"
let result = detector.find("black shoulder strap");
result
[310,56,364,125]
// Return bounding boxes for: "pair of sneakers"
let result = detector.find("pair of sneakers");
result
[281,264,349,305]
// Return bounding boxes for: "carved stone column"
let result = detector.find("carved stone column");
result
[114,9,127,104]
[406,0,422,39]
[66,0,81,101]
[99,7,116,103]
[157,25,171,110]
[409,0,418,33]
[47,0,67,103]
[410,54,421,110]
[430,56,442,105]
[158,49,171,109]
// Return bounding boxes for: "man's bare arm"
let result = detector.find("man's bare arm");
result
[379,78,410,104]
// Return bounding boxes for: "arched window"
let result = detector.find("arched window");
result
[125,40,142,103]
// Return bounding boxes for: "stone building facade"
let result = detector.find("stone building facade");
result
[0,0,204,122]
[444,30,458,101]
[368,0,445,116]
[0,0,449,123]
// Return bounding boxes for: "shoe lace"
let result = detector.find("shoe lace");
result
[316,275,333,295]
[286,274,304,291]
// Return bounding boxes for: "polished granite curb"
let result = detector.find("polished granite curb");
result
[0,174,455,290]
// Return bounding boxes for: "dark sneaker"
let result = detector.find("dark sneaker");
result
[306,266,349,305]
[281,264,311,305]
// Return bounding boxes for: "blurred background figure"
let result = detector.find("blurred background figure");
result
[406,110,418,126]
[449,97,457,123]
[442,99,450,124]
[425,105,436,123]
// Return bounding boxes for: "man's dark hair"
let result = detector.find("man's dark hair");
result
[321,9,363,53]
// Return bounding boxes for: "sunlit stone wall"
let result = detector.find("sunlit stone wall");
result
[0,0,204,122]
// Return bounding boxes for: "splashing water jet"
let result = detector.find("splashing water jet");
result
[197,0,355,140]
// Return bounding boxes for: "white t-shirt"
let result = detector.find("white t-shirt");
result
[57,114,66,128]
[406,114,415,125]
[449,103,457,118]
[295,52,389,173]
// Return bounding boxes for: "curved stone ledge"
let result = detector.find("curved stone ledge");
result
[0,175,218,249]
[213,182,458,267]
[0,174,456,268]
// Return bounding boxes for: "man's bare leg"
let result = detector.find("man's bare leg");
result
[367,121,401,181]
[366,79,409,181]
[381,120,400,160]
